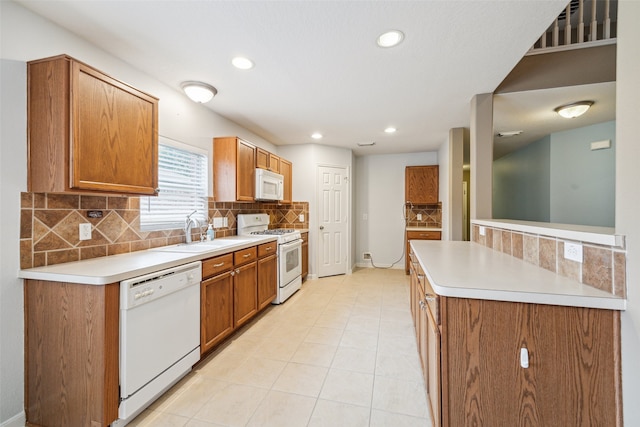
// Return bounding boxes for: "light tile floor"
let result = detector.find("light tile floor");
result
[130,268,431,427]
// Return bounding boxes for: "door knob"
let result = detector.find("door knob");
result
[320,225,324,230]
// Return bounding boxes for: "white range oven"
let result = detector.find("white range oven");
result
[238,213,302,304]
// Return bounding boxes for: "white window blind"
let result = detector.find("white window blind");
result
[140,138,208,231]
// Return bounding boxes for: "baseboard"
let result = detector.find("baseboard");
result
[354,262,404,270]
[1,411,26,427]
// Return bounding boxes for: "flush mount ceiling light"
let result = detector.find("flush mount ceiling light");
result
[555,101,594,118]
[232,56,254,70]
[357,141,376,147]
[181,81,217,103]
[377,30,404,48]
[497,130,523,137]
[384,127,397,134]
[311,132,323,140]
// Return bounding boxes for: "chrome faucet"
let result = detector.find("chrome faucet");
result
[184,210,200,243]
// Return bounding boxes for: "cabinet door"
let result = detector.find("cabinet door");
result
[442,298,621,427]
[237,139,256,201]
[405,166,439,204]
[268,153,280,173]
[201,271,234,355]
[28,55,159,195]
[257,254,277,310]
[233,261,258,327]
[256,147,270,170]
[425,304,441,427]
[280,158,292,204]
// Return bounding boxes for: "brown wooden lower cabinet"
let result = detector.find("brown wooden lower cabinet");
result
[405,230,440,273]
[24,280,119,427]
[201,270,234,354]
[201,243,277,356]
[257,241,277,309]
[301,232,309,281]
[409,250,622,427]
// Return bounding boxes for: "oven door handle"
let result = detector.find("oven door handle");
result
[279,239,302,250]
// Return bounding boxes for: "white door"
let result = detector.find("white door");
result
[317,166,348,277]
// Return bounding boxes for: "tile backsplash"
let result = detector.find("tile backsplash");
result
[20,192,309,269]
[405,203,442,228]
[472,224,626,297]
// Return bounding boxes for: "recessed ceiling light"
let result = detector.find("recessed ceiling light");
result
[384,127,397,133]
[311,132,323,140]
[357,141,376,147]
[377,30,404,48]
[497,130,523,137]
[232,56,254,70]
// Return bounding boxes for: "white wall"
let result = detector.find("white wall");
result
[438,141,451,241]
[354,152,438,268]
[0,59,27,427]
[0,2,277,423]
[277,144,354,277]
[616,1,640,424]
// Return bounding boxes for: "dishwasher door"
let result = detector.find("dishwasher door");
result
[119,261,201,407]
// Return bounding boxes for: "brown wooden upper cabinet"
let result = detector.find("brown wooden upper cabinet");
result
[213,136,256,202]
[28,55,159,195]
[280,158,293,204]
[405,165,439,204]
[256,147,280,173]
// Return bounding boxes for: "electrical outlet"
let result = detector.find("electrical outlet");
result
[479,226,486,236]
[363,252,371,260]
[299,214,305,222]
[79,223,92,240]
[213,217,223,228]
[564,242,583,263]
[223,217,228,227]
[417,213,422,220]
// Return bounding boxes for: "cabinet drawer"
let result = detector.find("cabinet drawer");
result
[202,253,233,279]
[258,241,277,258]
[421,273,440,326]
[234,246,257,265]
[407,230,441,240]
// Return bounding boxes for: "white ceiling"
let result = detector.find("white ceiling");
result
[16,0,568,156]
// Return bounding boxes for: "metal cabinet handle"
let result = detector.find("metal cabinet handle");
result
[424,293,436,302]
[243,254,251,258]
[235,268,241,274]
[419,300,425,309]
[265,247,273,251]
[213,262,225,267]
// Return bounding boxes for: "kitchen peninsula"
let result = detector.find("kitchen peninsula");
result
[410,237,625,427]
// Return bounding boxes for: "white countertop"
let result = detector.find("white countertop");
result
[406,227,442,232]
[410,240,626,311]
[472,219,623,247]
[18,235,278,285]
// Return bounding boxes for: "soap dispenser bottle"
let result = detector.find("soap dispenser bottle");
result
[206,224,214,241]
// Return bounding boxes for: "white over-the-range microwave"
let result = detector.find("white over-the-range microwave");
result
[255,168,284,201]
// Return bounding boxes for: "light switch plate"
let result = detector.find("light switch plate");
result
[213,217,223,228]
[417,213,422,220]
[223,217,228,227]
[299,214,305,222]
[479,226,486,236]
[79,223,92,240]
[564,242,583,263]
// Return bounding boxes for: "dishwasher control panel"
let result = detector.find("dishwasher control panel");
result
[120,261,202,309]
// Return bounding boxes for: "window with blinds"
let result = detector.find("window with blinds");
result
[140,138,208,231]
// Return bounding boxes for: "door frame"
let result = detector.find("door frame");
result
[314,163,351,278]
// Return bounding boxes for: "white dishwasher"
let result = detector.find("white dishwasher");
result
[115,261,202,426]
